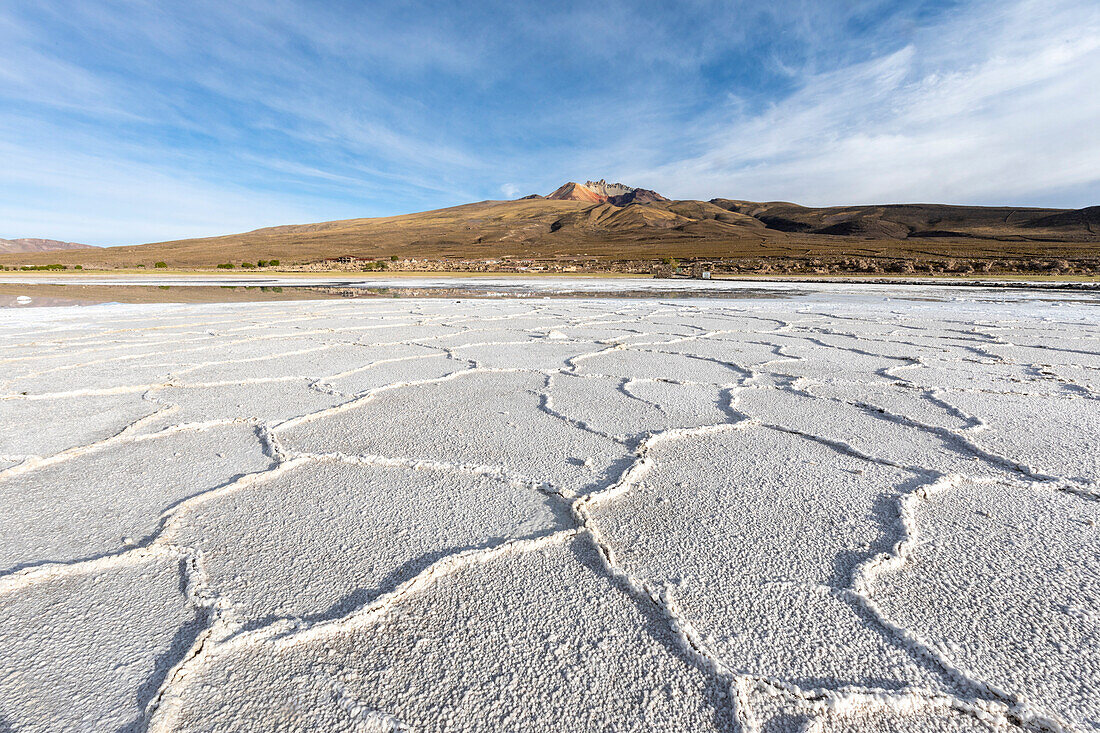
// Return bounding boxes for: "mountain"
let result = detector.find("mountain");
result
[0,183,1096,274]
[0,238,95,254]
[546,181,606,203]
[546,180,670,206]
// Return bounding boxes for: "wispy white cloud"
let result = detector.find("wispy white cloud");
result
[638,0,1100,206]
[0,133,340,245]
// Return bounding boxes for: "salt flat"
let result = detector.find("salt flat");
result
[0,283,1098,732]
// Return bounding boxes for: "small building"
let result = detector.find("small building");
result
[691,261,713,279]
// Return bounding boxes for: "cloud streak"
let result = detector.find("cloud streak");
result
[641,0,1100,206]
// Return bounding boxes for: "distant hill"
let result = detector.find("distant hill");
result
[0,238,95,254]
[708,200,1100,240]
[0,182,1097,273]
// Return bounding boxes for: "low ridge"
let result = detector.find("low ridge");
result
[0,238,95,254]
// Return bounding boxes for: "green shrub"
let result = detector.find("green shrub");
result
[216,263,235,269]
[74,265,83,270]
[257,260,268,267]
[269,259,280,266]
[390,255,398,261]
[241,262,256,269]
[154,261,167,268]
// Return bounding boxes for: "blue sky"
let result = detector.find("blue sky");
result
[1,0,1098,245]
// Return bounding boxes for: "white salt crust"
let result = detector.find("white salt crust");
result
[0,285,1097,732]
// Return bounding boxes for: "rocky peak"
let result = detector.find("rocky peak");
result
[546,180,668,205]
[546,182,607,203]
[584,180,635,198]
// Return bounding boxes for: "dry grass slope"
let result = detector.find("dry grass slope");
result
[2,196,1098,274]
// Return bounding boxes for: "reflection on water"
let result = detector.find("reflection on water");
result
[0,282,810,307]
[2,294,104,308]
[0,277,1096,308]
[0,284,325,307]
[346,286,808,300]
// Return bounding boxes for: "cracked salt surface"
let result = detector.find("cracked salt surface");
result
[0,423,274,572]
[168,459,568,623]
[547,372,733,440]
[0,553,199,732]
[279,369,633,496]
[873,479,1100,730]
[156,535,731,732]
[588,425,949,692]
[0,391,158,456]
[0,283,1097,732]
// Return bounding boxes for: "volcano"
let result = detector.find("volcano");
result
[546,180,670,206]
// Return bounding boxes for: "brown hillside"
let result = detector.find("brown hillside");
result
[608,188,669,206]
[707,200,1096,241]
[1,193,1098,272]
